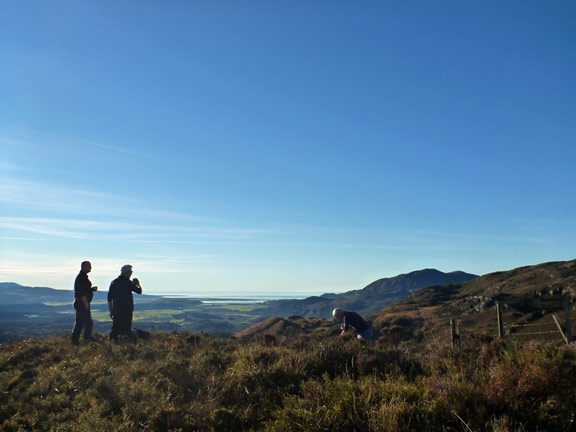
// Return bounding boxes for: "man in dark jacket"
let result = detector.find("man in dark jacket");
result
[108,264,142,341]
[71,261,98,345]
[333,308,373,341]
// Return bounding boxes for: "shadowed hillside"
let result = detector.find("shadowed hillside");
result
[258,269,478,319]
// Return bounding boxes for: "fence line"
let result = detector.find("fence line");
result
[450,300,573,346]
[508,321,555,328]
[511,331,560,336]
[460,326,560,335]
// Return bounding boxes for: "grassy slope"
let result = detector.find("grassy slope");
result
[235,259,576,344]
[2,333,576,431]
[368,259,576,343]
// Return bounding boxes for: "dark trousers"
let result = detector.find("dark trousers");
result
[71,301,93,343]
[110,311,133,341]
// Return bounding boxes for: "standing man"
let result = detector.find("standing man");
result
[71,261,98,345]
[108,264,142,341]
[333,308,373,341]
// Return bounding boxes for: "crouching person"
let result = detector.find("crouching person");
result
[108,264,142,341]
[333,308,373,341]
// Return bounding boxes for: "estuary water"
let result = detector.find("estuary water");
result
[157,293,319,304]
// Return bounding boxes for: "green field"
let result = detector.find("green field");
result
[0,298,268,342]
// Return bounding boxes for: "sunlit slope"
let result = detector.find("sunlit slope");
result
[237,259,576,343]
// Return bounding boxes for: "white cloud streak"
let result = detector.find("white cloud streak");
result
[0,178,122,215]
[0,216,271,242]
[75,137,146,158]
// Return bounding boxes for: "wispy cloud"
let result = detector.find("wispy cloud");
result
[0,216,272,243]
[0,177,217,225]
[0,253,88,284]
[0,178,123,215]
[1,211,547,251]
[74,137,146,158]
[0,250,285,292]
[1,130,152,162]
[0,218,92,239]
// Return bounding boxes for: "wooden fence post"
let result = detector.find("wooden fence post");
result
[564,300,572,344]
[496,303,504,339]
[552,314,569,345]
[450,319,460,347]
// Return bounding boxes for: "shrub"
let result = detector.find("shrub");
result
[2,333,576,431]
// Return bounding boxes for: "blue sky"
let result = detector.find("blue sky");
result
[1,1,575,296]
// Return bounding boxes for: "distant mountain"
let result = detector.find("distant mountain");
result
[258,269,478,319]
[0,282,105,304]
[235,259,576,342]
[0,282,163,304]
[0,283,184,342]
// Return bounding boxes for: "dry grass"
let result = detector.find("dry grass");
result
[1,333,576,431]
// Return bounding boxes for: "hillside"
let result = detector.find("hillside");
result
[2,332,576,431]
[234,315,337,340]
[237,259,576,344]
[258,268,478,319]
[370,258,576,343]
[0,268,477,342]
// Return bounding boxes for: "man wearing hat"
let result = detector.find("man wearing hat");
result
[108,264,143,341]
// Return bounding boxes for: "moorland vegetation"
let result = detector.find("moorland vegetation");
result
[2,332,576,431]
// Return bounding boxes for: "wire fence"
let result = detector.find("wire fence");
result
[463,321,560,337]
[451,308,573,346]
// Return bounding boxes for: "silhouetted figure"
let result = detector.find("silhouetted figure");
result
[333,308,373,341]
[108,264,142,341]
[71,261,98,345]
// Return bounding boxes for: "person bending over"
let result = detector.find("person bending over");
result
[333,308,373,341]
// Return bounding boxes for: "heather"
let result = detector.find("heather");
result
[1,333,576,431]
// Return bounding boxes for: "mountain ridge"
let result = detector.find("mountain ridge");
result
[258,268,478,319]
[236,259,576,342]
[0,282,161,304]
